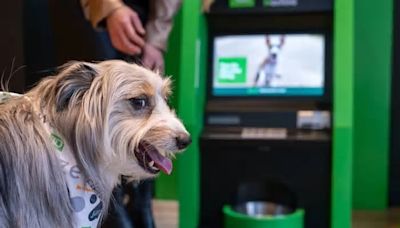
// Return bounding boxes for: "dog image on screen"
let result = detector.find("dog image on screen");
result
[0,60,191,228]
[254,35,285,87]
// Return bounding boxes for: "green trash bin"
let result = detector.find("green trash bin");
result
[224,181,304,228]
[224,203,304,228]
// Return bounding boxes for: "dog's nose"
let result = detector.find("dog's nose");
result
[176,133,191,150]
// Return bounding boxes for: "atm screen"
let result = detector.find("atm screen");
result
[212,34,325,97]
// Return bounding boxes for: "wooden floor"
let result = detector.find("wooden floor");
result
[152,200,400,228]
[352,208,400,228]
[153,200,179,228]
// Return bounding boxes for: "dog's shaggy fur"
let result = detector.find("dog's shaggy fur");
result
[0,60,189,227]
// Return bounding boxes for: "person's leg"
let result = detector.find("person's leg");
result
[126,180,156,228]
[101,185,134,228]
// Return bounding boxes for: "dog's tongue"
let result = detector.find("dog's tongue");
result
[147,149,173,175]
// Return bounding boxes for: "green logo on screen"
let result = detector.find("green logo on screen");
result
[217,58,247,84]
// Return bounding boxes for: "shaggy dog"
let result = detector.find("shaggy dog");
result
[0,60,191,228]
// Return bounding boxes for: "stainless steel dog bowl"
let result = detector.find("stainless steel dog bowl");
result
[233,201,293,217]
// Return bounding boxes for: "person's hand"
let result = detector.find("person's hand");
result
[106,6,146,55]
[142,43,164,73]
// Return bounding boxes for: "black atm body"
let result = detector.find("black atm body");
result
[200,126,332,228]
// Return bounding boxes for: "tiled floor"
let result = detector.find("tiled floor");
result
[152,200,400,228]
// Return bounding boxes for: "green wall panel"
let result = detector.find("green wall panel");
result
[175,1,207,228]
[353,0,393,209]
[155,10,183,200]
[332,0,354,227]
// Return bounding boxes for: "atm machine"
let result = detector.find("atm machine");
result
[200,2,332,227]
[175,0,353,228]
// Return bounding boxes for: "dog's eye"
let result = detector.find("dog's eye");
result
[129,97,148,110]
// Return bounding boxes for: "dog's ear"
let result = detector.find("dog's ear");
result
[55,62,98,112]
